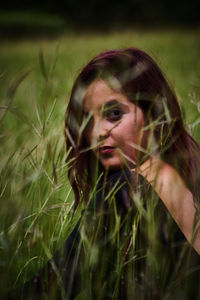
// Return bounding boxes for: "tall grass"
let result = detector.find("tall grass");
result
[0,28,200,298]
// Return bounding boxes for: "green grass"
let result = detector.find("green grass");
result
[0,28,200,296]
[0,11,66,37]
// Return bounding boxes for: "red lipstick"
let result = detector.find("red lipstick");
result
[99,146,114,155]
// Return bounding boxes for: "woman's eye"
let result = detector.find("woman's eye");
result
[106,109,123,121]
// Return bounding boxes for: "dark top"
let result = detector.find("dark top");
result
[9,169,200,299]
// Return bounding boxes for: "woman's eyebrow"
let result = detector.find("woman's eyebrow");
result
[101,99,129,111]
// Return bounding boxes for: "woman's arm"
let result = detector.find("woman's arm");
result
[137,155,200,254]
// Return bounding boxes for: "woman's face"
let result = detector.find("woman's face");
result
[84,80,149,170]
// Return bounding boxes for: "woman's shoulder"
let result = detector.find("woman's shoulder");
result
[137,155,200,254]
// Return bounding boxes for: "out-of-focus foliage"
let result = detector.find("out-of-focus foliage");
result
[0,29,200,297]
[0,0,200,37]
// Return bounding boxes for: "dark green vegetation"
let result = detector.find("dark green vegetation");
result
[0,29,200,297]
[1,0,200,31]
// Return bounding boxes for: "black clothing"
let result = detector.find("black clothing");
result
[10,170,200,299]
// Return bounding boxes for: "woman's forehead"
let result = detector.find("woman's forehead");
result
[84,79,127,112]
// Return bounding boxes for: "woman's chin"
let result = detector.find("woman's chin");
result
[100,158,129,171]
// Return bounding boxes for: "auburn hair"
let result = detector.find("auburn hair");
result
[65,47,200,208]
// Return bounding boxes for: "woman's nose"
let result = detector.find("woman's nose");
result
[92,118,109,142]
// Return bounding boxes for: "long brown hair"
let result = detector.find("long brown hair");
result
[65,47,200,207]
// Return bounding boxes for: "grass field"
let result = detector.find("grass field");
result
[0,28,200,296]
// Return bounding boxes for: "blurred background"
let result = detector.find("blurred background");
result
[0,0,200,36]
[0,1,200,298]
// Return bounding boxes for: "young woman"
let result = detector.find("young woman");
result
[12,47,200,299]
[64,47,200,299]
[65,47,200,248]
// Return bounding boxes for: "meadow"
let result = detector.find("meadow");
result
[0,28,200,297]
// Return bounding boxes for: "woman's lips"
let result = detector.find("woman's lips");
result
[99,146,114,155]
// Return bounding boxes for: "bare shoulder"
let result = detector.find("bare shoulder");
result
[138,155,189,199]
[136,155,200,254]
